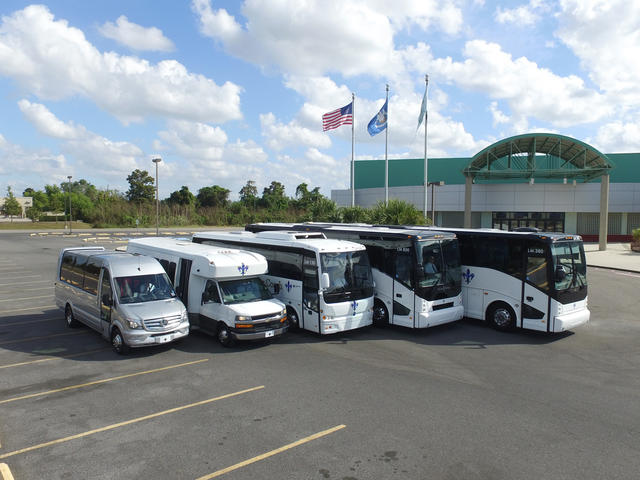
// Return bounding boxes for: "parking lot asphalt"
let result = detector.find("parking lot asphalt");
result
[1,231,639,480]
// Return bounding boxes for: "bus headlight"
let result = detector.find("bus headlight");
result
[127,319,142,329]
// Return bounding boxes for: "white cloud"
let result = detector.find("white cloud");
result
[592,120,640,153]
[192,0,462,77]
[17,101,145,180]
[0,5,241,124]
[260,112,331,151]
[556,0,640,105]
[99,15,175,52]
[489,101,510,126]
[495,0,551,26]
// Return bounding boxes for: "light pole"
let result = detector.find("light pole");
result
[67,175,73,234]
[428,181,444,226]
[152,158,162,236]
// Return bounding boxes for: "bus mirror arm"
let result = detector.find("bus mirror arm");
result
[555,265,566,282]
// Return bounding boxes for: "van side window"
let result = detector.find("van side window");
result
[83,259,101,295]
[60,253,74,283]
[158,259,177,283]
[204,280,221,303]
[71,256,87,288]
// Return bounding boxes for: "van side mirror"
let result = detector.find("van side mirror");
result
[555,265,567,282]
[321,272,330,290]
[102,294,112,307]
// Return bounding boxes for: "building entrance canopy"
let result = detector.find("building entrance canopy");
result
[463,133,614,183]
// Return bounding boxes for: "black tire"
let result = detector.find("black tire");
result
[373,300,389,327]
[65,304,80,328]
[487,302,516,331]
[111,327,131,355]
[217,323,235,348]
[287,307,300,331]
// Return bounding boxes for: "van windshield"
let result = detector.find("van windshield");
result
[219,277,273,305]
[115,273,176,304]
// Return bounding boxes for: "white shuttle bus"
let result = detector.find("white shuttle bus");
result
[127,238,287,347]
[55,247,189,354]
[245,223,464,329]
[192,230,375,334]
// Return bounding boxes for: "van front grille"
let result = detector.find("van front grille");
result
[144,314,182,331]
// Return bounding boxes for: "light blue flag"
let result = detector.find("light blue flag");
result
[367,99,388,136]
[417,85,428,130]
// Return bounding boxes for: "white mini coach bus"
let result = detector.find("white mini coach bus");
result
[245,223,464,329]
[127,238,287,347]
[192,230,375,334]
[55,247,189,354]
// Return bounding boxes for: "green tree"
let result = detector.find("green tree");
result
[23,187,49,221]
[167,186,196,206]
[368,199,426,225]
[45,184,66,214]
[126,169,155,203]
[2,186,22,221]
[197,185,230,208]
[261,181,288,210]
[239,180,258,208]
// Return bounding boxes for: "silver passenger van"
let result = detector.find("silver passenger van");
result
[54,247,189,354]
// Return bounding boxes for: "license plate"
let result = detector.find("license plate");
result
[156,334,173,344]
[264,330,275,338]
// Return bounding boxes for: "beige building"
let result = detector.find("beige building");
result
[0,196,33,219]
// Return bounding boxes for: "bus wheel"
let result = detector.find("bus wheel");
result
[111,327,130,355]
[487,303,515,331]
[373,300,389,327]
[217,324,235,348]
[287,307,300,331]
[65,304,79,328]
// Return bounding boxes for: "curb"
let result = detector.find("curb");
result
[0,463,15,480]
[587,264,640,274]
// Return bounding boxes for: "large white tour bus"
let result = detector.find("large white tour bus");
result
[245,223,464,329]
[192,230,375,334]
[387,226,590,333]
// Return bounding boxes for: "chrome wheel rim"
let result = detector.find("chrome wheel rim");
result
[112,332,123,350]
[66,309,72,325]
[218,327,229,344]
[493,308,512,328]
[373,305,387,323]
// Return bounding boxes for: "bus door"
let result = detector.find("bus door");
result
[392,247,416,327]
[523,242,550,331]
[99,268,113,336]
[176,258,192,306]
[302,255,320,332]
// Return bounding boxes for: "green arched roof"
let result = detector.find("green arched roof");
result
[463,133,614,182]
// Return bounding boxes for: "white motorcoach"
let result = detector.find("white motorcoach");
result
[127,238,287,346]
[55,247,189,354]
[192,230,375,334]
[245,223,464,329]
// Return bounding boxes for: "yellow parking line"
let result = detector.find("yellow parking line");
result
[196,425,347,479]
[1,275,42,281]
[78,233,91,236]
[0,304,56,314]
[0,331,88,346]
[0,463,15,480]
[0,358,209,404]
[0,348,111,370]
[0,295,51,303]
[0,386,265,460]
[96,233,110,236]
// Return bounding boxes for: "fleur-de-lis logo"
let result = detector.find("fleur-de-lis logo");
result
[285,281,293,292]
[351,300,358,315]
[462,268,475,284]
[238,263,249,276]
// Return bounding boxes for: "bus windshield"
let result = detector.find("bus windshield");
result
[115,273,176,304]
[219,278,273,305]
[320,250,374,302]
[416,239,462,300]
[551,241,587,297]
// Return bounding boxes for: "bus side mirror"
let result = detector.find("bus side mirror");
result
[415,266,425,281]
[321,273,330,290]
[102,294,112,307]
[555,265,566,282]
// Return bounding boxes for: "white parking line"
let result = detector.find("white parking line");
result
[0,280,50,287]
[0,295,51,303]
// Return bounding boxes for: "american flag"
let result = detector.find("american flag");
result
[322,102,353,131]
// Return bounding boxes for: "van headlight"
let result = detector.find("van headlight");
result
[235,315,251,322]
[181,310,189,323]
[127,319,142,329]
[281,308,286,317]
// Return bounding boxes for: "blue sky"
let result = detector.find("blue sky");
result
[1,1,639,200]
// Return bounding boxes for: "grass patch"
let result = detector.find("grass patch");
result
[0,221,93,230]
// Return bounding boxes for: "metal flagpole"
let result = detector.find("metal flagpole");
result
[385,84,389,205]
[423,74,429,221]
[351,92,355,208]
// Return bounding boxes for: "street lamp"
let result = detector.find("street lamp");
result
[152,157,162,236]
[428,181,444,226]
[67,175,73,234]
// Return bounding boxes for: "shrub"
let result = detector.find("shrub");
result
[633,228,640,243]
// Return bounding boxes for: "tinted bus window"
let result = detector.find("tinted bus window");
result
[526,242,549,291]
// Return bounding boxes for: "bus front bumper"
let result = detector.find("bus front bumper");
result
[552,308,590,332]
[321,312,373,334]
[417,305,464,328]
